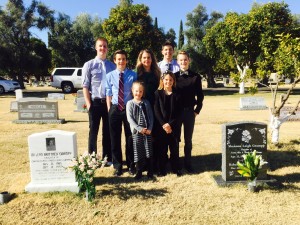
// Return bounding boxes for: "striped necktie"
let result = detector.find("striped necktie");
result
[118,72,124,111]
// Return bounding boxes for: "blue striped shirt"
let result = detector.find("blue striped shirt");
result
[82,57,116,99]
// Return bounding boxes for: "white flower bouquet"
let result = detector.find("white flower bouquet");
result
[68,151,106,201]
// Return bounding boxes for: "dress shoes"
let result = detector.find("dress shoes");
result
[147,171,154,179]
[185,165,195,174]
[157,170,167,177]
[176,170,183,177]
[134,171,143,180]
[128,167,136,175]
[113,169,123,176]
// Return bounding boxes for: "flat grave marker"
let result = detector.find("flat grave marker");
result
[239,97,268,110]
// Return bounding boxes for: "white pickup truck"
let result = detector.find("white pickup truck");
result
[50,67,82,93]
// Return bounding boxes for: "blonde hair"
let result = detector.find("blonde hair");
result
[158,71,176,90]
[131,81,145,97]
[177,50,190,60]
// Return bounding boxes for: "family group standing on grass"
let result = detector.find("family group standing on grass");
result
[82,37,204,180]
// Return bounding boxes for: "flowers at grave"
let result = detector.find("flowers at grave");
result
[82,104,87,111]
[68,151,106,201]
[237,150,268,182]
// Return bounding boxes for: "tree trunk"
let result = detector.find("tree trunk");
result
[269,114,290,144]
[206,72,217,88]
[239,81,245,94]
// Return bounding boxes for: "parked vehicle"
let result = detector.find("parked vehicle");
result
[0,77,21,94]
[50,67,82,93]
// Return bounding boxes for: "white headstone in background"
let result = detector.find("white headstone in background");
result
[76,90,84,98]
[10,101,18,112]
[280,106,300,121]
[25,130,79,193]
[74,97,87,112]
[240,97,268,110]
[48,93,65,100]
[15,89,23,101]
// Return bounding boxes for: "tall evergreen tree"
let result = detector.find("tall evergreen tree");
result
[154,17,158,29]
[178,20,184,50]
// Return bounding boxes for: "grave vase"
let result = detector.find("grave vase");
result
[247,178,257,192]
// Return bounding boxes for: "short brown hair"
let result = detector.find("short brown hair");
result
[162,40,175,50]
[113,50,127,60]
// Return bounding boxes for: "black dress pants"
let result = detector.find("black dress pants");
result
[88,99,111,161]
[108,105,134,171]
[158,132,181,173]
[178,108,195,167]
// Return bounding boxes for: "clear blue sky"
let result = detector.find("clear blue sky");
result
[0,0,299,44]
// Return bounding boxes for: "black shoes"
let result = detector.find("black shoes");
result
[134,171,143,180]
[185,165,195,174]
[128,167,136,176]
[113,169,123,177]
[157,170,167,177]
[176,170,183,177]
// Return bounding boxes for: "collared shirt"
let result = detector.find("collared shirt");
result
[158,59,180,73]
[82,57,116,100]
[106,68,137,105]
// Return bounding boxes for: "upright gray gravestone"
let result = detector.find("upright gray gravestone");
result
[76,90,84,98]
[13,100,65,124]
[222,121,268,182]
[25,130,79,193]
[74,90,87,112]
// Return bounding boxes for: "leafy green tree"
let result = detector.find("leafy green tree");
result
[269,34,300,144]
[250,2,294,81]
[165,28,177,48]
[204,2,294,93]
[102,2,164,68]
[185,4,223,87]
[177,20,184,50]
[0,0,54,87]
[26,37,51,81]
[49,13,102,67]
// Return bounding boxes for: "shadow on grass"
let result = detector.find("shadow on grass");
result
[268,149,300,171]
[94,177,167,200]
[190,153,221,173]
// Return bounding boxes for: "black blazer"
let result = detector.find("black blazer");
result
[154,89,182,130]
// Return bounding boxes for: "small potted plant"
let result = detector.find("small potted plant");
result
[68,151,106,201]
[237,150,268,192]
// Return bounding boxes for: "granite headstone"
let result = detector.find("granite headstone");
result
[222,121,268,182]
[13,100,65,124]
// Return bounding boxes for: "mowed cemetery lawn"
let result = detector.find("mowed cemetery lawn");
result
[0,85,299,225]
